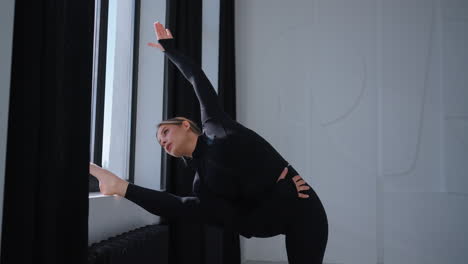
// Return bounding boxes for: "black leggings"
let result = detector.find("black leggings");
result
[284,187,328,264]
[240,185,328,264]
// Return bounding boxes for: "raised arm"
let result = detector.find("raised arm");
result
[149,22,227,124]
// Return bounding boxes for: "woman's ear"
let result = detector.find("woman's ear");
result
[182,120,191,130]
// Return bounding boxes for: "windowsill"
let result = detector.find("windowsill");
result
[89,192,112,199]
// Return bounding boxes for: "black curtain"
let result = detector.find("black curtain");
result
[218,1,240,263]
[161,1,205,264]
[161,0,240,264]
[1,0,94,263]
[218,0,237,121]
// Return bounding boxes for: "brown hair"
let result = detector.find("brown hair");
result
[156,117,202,136]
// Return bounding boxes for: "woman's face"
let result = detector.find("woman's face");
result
[157,123,189,157]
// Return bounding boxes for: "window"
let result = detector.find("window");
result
[90,0,139,192]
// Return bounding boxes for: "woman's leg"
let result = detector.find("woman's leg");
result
[285,223,328,263]
[285,190,328,264]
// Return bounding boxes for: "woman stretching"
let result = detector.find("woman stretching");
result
[89,21,328,264]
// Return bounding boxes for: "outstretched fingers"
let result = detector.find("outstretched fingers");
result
[147,42,164,50]
[154,22,164,39]
[148,21,174,51]
[153,21,173,40]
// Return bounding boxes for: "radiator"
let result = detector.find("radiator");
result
[88,224,169,264]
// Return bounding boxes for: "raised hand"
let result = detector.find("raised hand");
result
[277,167,311,199]
[148,21,174,52]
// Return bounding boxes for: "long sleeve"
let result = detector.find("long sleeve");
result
[230,127,302,203]
[125,183,202,219]
[124,183,241,229]
[159,38,228,125]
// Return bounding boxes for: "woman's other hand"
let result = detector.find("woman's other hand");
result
[276,167,310,199]
[147,21,174,52]
[89,162,129,196]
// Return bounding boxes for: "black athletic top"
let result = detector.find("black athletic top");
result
[125,38,301,238]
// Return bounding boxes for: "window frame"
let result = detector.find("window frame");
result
[89,0,140,192]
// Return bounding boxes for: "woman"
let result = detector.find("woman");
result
[90,21,328,264]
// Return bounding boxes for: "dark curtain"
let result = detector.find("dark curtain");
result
[218,1,240,263]
[1,0,94,263]
[218,0,237,121]
[161,1,205,264]
[161,0,240,264]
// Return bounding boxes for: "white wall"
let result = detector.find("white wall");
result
[0,0,16,250]
[88,0,165,244]
[383,1,468,263]
[202,0,220,94]
[236,0,468,263]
